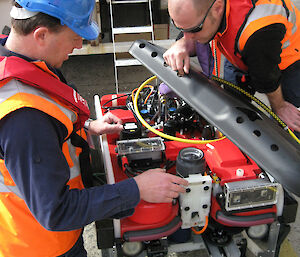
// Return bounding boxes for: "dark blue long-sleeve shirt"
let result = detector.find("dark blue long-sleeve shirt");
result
[0,38,140,232]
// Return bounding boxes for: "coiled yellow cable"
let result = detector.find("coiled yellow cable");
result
[133,76,226,144]
[212,76,300,144]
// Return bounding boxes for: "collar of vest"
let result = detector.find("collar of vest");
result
[0,55,90,131]
[217,0,228,35]
[214,0,256,71]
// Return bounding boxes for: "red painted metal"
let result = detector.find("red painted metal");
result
[100,94,276,238]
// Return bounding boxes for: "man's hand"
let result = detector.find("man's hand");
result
[134,168,189,203]
[273,101,300,132]
[163,38,196,75]
[88,112,123,135]
[267,86,300,133]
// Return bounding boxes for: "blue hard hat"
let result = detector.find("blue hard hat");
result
[15,0,99,40]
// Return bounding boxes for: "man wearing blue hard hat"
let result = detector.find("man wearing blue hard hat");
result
[0,1,188,256]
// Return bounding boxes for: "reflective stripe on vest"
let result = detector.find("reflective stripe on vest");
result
[212,39,226,78]
[215,0,300,71]
[0,171,22,198]
[0,79,76,138]
[0,79,84,257]
[237,0,300,70]
[0,56,90,131]
[64,139,82,180]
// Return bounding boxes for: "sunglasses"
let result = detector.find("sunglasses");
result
[172,0,216,33]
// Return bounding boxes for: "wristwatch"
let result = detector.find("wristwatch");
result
[84,118,93,131]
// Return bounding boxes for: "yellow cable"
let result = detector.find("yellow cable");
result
[133,76,226,144]
[212,76,300,144]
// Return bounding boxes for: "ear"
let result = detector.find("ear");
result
[212,0,225,17]
[33,27,49,46]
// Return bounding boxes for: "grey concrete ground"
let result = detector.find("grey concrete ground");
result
[61,53,300,257]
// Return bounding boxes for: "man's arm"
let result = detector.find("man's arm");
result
[267,86,300,131]
[0,108,140,231]
[242,23,300,132]
[87,112,123,135]
[0,108,188,231]
[242,24,285,93]
[163,37,197,74]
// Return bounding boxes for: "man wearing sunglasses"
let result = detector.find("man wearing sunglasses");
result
[164,0,300,137]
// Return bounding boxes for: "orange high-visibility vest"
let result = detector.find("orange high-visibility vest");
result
[0,57,87,257]
[214,0,300,72]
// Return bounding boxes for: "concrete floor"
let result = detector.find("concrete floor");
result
[61,53,300,257]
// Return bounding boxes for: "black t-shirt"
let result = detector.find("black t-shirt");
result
[242,23,286,93]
